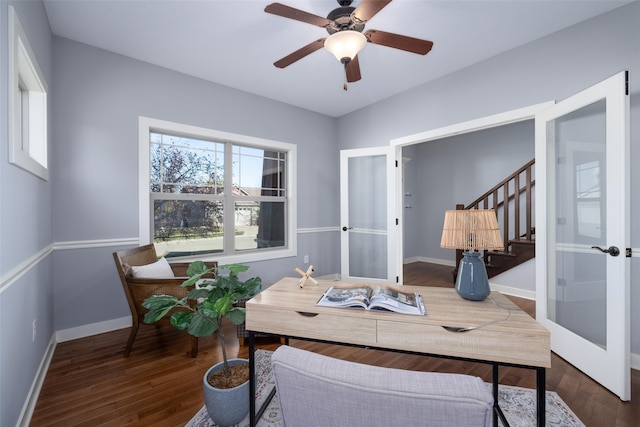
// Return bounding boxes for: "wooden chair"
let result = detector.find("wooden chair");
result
[112,243,216,357]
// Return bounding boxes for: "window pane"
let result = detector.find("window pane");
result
[153,199,224,258]
[261,155,286,197]
[233,146,286,197]
[235,201,259,250]
[235,201,285,250]
[151,133,224,195]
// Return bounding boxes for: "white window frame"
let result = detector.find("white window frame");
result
[138,116,297,264]
[8,6,48,180]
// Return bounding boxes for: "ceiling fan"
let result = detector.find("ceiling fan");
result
[264,0,433,89]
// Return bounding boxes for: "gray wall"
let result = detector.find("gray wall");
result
[0,2,54,426]
[50,37,342,331]
[337,2,640,355]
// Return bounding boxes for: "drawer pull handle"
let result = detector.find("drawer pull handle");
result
[296,311,319,317]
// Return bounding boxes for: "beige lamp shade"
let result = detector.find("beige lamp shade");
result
[440,209,504,251]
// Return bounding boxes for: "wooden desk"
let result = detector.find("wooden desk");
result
[246,277,551,427]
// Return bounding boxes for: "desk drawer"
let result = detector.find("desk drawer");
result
[246,305,377,346]
[377,320,550,367]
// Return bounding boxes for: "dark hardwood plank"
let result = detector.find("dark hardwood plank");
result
[31,262,639,426]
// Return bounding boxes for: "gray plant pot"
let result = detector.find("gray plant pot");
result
[203,358,250,427]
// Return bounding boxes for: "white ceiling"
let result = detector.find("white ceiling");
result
[43,0,632,117]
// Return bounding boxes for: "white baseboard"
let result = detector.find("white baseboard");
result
[56,316,131,342]
[17,335,57,427]
[489,282,536,300]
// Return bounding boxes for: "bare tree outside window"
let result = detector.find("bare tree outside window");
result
[149,132,288,258]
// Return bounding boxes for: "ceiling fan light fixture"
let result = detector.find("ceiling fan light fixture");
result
[324,30,367,63]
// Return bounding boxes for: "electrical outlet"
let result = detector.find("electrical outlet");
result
[32,319,37,342]
[303,255,309,264]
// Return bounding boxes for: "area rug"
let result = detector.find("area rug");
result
[186,350,584,427]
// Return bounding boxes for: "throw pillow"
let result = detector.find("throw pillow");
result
[130,257,175,278]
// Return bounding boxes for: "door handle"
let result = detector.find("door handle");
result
[591,245,620,257]
[342,226,353,231]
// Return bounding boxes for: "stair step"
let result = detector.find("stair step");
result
[487,250,516,258]
[510,239,535,245]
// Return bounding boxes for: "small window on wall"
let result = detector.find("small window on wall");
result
[9,6,48,180]
[139,117,297,264]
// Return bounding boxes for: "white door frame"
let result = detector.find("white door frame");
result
[390,102,554,276]
[340,146,400,284]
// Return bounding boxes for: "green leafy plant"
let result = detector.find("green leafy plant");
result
[142,261,261,378]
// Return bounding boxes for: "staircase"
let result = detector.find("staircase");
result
[453,159,535,280]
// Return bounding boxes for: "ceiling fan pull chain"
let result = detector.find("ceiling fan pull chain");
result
[343,65,349,91]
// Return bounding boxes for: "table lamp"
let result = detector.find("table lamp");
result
[440,209,504,301]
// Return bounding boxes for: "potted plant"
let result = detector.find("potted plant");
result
[143,261,262,426]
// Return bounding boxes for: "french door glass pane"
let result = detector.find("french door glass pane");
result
[348,155,387,279]
[549,99,606,347]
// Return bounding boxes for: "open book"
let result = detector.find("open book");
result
[316,285,426,316]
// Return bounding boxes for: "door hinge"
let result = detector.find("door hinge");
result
[625,70,629,95]
[396,276,399,283]
[626,248,632,258]
[557,278,567,287]
[395,160,398,167]
[396,218,399,225]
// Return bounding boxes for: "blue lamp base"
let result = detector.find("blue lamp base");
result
[455,251,491,301]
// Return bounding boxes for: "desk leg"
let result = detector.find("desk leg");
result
[536,367,546,427]
[493,364,499,427]
[249,331,256,427]
[492,364,509,427]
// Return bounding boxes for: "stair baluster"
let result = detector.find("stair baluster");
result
[453,159,535,282]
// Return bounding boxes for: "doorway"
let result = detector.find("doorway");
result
[391,103,552,281]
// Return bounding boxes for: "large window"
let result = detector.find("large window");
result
[139,117,296,263]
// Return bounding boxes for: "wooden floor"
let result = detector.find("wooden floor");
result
[31,263,639,426]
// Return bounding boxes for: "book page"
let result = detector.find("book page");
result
[369,287,426,315]
[316,286,372,309]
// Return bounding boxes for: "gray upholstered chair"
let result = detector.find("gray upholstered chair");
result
[271,345,494,427]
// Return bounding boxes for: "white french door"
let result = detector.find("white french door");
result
[535,71,630,400]
[339,146,400,284]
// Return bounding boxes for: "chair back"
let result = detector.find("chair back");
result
[271,346,494,427]
[113,243,159,278]
[113,244,179,322]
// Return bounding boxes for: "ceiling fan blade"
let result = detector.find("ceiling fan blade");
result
[345,55,362,83]
[265,3,333,28]
[274,39,326,68]
[352,0,392,22]
[364,29,433,55]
